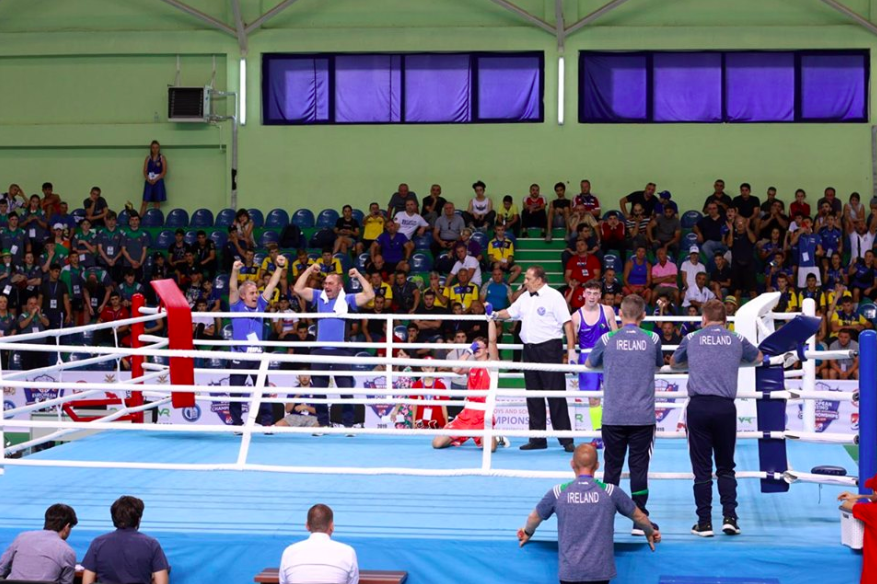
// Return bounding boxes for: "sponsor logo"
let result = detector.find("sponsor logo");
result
[655,379,680,423]
[24,374,62,407]
[157,408,171,418]
[809,382,842,432]
[537,307,546,316]
[851,413,859,431]
[182,405,202,422]
[362,376,394,418]
[210,393,246,425]
[3,400,14,412]
[2,387,15,396]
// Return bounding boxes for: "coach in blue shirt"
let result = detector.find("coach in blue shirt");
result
[518,444,659,584]
[227,255,286,427]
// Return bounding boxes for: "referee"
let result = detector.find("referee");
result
[585,294,663,535]
[493,265,575,452]
[670,299,760,537]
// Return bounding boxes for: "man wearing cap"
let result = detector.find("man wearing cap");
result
[654,190,678,216]
[121,211,149,282]
[492,265,576,452]
[680,247,706,293]
[39,263,71,329]
[723,296,738,331]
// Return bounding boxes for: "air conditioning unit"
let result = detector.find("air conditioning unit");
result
[168,86,211,122]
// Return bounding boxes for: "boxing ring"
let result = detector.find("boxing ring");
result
[0,285,872,584]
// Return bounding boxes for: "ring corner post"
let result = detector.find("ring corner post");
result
[858,330,876,495]
[149,279,195,409]
[130,293,146,423]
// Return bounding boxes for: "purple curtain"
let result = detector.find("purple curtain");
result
[801,54,867,121]
[725,52,794,122]
[335,55,402,123]
[264,58,329,123]
[476,56,541,121]
[653,53,722,122]
[581,54,647,122]
[404,54,472,122]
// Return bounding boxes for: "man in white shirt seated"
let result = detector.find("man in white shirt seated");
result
[682,271,716,310]
[395,199,429,240]
[279,504,359,584]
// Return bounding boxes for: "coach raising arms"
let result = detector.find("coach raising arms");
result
[492,265,575,452]
[671,299,761,538]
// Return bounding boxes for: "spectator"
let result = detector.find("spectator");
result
[290,248,315,281]
[38,261,71,328]
[600,211,625,255]
[764,251,792,293]
[732,182,760,219]
[413,289,447,339]
[1,213,26,267]
[40,182,62,216]
[21,194,48,258]
[620,182,658,218]
[364,272,391,310]
[659,321,682,365]
[1,183,27,211]
[50,202,76,233]
[694,202,726,265]
[759,186,784,214]
[140,140,168,215]
[487,223,520,283]
[121,211,149,282]
[84,186,109,228]
[61,253,87,325]
[757,199,789,241]
[192,298,219,340]
[824,252,848,291]
[463,180,495,230]
[41,238,68,273]
[830,294,870,340]
[601,267,623,298]
[703,179,733,214]
[654,190,678,215]
[798,273,829,313]
[0,503,78,584]
[710,252,732,300]
[19,251,42,304]
[443,267,479,312]
[844,191,866,233]
[622,245,652,304]
[84,269,111,322]
[849,219,876,263]
[650,247,679,304]
[421,184,447,227]
[278,504,358,584]
[624,203,650,253]
[362,295,388,344]
[432,202,465,258]
[725,216,758,300]
[236,249,259,285]
[395,198,428,242]
[680,305,701,336]
[274,375,328,429]
[848,249,877,304]
[330,204,361,256]
[648,203,681,255]
[789,217,823,288]
[233,208,255,249]
[391,270,420,313]
[194,230,218,279]
[481,267,513,311]
[98,291,131,346]
[789,188,810,219]
[496,194,521,237]
[410,358,448,427]
[372,221,411,274]
[81,495,169,584]
[361,202,385,254]
[447,243,482,287]
[0,199,10,229]
[817,214,843,271]
[723,296,738,331]
[774,272,799,313]
[682,272,715,309]
[546,182,571,242]
[817,186,842,217]
[97,211,124,282]
[365,254,390,282]
[387,183,418,219]
[424,272,447,308]
[572,179,600,219]
[521,184,547,235]
[564,238,601,287]
[827,329,860,380]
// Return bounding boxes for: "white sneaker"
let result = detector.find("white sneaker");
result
[496,436,511,448]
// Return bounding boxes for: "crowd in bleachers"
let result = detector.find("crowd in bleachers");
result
[0,178,871,380]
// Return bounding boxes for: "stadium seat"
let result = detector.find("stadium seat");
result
[221,324,234,340]
[72,208,86,222]
[258,230,280,248]
[603,253,621,272]
[307,252,320,263]
[334,253,352,272]
[603,210,622,220]
[155,230,175,249]
[67,352,94,370]
[308,228,335,248]
[140,231,153,247]
[470,231,489,250]
[308,324,317,337]
[682,232,699,249]
[215,208,236,227]
[346,278,363,293]
[316,209,340,229]
[356,253,370,271]
[214,273,230,292]
[165,208,189,228]
[8,352,21,371]
[414,233,433,250]
[247,208,265,228]
[117,209,130,226]
[254,252,266,266]
[410,252,433,272]
[394,325,408,342]
[209,229,228,249]
[859,301,876,322]
[142,208,164,227]
[681,210,703,229]
[190,208,215,228]
[184,230,197,246]
[265,208,290,228]
[351,208,365,224]
[292,208,316,229]
[80,328,96,347]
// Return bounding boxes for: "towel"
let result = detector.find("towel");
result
[320,288,349,315]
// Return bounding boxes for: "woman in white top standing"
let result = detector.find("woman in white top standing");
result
[463,180,495,231]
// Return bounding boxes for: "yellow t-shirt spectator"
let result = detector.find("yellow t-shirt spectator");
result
[363,215,386,241]
[237,263,260,284]
[487,237,515,264]
[444,283,479,311]
[291,258,315,279]
[496,204,519,224]
[365,281,393,309]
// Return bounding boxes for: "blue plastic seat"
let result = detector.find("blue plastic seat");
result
[470,231,489,250]
[393,325,408,342]
[214,273,230,292]
[221,324,234,340]
[682,232,699,249]
[602,253,621,272]
[215,208,236,228]
[72,208,86,222]
[142,208,164,227]
[117,209,130,227]
[247,209,265,229]
[155,230,175,249]
[681,210,703,229]
[258,230,280,248]
[351,208,365,224]
[334,253,352,272]
[209,229,228,249]
[414,233,433,250]
[165,208,189,228]
[316,209,340,229]
[265,208,290,228]
[356,253,370,271]
[292,209,316,229]
[346,278,363,293]
[410,252,433,272]
[184,230,198,246]
[603,210,622,220]
[190,208,215,228]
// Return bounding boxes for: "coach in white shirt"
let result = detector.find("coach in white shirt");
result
[492,265,576,452]
[279,504,359,584]
[395,199,430,240]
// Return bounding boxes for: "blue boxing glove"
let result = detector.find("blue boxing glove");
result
[465,341,481,355]
[484,302,493,316]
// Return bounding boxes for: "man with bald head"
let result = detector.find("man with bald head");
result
[518,444,659,584]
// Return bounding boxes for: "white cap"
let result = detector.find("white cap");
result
[53,223,65,230]
[689,245,699,254]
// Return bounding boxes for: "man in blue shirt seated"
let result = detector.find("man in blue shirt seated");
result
[81,496,169,584]
[517,444,659,584]
[0,503,78,584]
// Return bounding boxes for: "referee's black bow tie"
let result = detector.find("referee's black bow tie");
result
[529,291,539,297]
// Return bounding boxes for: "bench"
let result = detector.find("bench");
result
[255,568,408,584]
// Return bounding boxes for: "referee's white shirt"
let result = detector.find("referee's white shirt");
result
[279,532,359,584]
[507,283,571,344]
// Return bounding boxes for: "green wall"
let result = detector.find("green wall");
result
[1,0,876,215]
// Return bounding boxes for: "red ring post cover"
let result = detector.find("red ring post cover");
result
[150,279,196,408]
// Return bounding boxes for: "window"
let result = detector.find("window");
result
[263,52,543,125]
[579,50,868,123]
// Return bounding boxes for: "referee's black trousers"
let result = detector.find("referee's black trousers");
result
[523,339,573,446]
[601,424,655,516]
[687,395,738,523]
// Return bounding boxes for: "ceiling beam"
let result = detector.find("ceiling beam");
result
[565,0,631,37]
[245,0,303,35]
[230,0,248,54]
[486,0,556,35]
[157,0,237,37]
[555,0,565,52]
[818,0,877,38]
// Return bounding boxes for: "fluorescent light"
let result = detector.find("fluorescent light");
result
[239,58,247,126]
[557,56,565,126]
